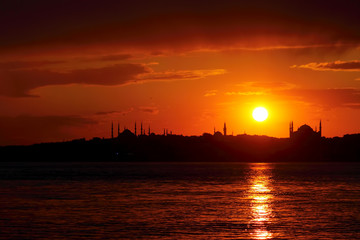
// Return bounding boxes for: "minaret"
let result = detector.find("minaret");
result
[111,122,114,139]
[223,122,227,136]
[134,122,137,136]
[289,121,294,138]
[141,122,143,136]
[319,120,322,137]
[117,123,120,136]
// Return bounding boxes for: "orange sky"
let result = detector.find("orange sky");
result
[1,0,360,145]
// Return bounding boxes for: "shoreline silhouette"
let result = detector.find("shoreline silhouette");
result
[1,129,359,162]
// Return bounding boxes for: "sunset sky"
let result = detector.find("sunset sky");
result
[1,0,360,145]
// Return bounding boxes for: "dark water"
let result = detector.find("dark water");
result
[0,162,359,239]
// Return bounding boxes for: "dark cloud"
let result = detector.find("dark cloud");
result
[292,60,360,71]
[279,88,360,109]
[0,115,97,145]
[0,63,225,97]
[0,60,64,70]
[95,109,134,116]
[90,54,133,62]
[95,111,122,116]
[1,0,359,54]
[0,63,149,97]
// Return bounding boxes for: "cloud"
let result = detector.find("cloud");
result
[225,91,265,96]
[86,54,133,62]
[343,103,360,109]
[224,81,294,96]
[278,88,360,109]
[0,115,97,145]
[0,63,150,97]
[1,1,360,55]
[0,62,225,97]
[204,90,218,97]
[225,81,360,110]
[95,106,159,117]
[241,81,296,90]
[0,60,64,70]
[138,106,159,115]
[138,69,226,82]
[95,108,134,116]
[292,60,360,71]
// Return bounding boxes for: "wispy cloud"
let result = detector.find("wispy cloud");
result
[138,106,159,115]
[138,69,226,82]
[292,60,360,71]
[236,81,296,91]
[225,91,264,96]
[204,90,218,97]
[95,108,134,116]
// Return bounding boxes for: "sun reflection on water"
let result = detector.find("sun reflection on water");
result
[248,163,273,239]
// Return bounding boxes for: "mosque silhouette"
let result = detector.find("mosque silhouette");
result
[289,121,322,141]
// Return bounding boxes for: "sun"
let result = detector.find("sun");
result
[252,107,268,122]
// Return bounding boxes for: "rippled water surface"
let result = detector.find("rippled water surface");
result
[0,162,359,239]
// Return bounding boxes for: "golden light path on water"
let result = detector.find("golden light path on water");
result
[248,163,273,239]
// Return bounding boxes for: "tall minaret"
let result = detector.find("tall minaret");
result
[319,120,322,137]
[141,122,143,135]
[134,122,137,136]
[111,122,114,139]
[117,123,120,136]
[289,121,294,138]
[223,122,227,136]
[148,126,151,135]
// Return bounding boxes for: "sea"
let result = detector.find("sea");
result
[0,162,359,239]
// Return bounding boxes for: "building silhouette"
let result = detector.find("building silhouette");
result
[111,122,114,139]
[290,121,322,140]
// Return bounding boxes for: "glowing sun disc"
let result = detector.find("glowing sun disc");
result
[253,107,268,122]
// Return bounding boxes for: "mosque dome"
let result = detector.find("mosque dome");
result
[297,124,314,133]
